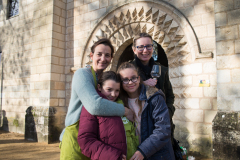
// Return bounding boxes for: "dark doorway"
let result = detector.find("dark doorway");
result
[117,41,169,69]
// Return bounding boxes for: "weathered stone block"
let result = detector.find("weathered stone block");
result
[194,4,206,15]
[195,25,207,38]
[232,69,240,82]
[215,0,234,12]
[227,8,240,25]
[216,40,234,55]
[100,0,108,8]
[204,86,217,97]
[212,111,240,160]
[217,54,240,69]
[233,98,240,111]
[203,62,216,74]
[205,110,217,123]
[235,40,240,54]
[83,8,106,21]
[199,37,216,50]
[200,99,212,110]
[188,15,202,26]
[174,109,203,122]
[195,123,212,135]
[217,70,231,83]
[216,25,238,41]
[88,1,99,11]
[207,24,215,36]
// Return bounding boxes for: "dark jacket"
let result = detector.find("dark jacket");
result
[131,57,175,118]
[131,57,175,135]
[77,91,127,160]
[138,84,175,160]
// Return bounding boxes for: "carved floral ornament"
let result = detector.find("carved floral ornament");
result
[72,1,212,78]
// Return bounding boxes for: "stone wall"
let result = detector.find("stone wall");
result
[66,0,217,158]
[0,0,34,134]
[213,0,240,159]
[0,0,67,143]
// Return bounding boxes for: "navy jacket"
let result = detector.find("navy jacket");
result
[137,85,175,160]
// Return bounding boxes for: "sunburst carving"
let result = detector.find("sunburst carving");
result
[84,5,201,81]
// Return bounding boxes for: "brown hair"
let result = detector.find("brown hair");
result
[98,71,121,88]
[133,32,153,47]
[91,38,114,57]
[117,62,143,116]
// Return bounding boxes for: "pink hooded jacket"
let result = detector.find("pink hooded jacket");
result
[77,91,127,160]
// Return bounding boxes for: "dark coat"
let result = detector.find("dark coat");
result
[77,91,127,160]
[131,57,175,134]
[138,85,175,160]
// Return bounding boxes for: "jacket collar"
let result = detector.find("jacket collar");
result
[138,84,166,101]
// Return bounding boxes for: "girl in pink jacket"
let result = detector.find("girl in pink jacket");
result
[78,71,127,160]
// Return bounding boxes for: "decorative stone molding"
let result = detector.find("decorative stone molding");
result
[78,1,209,73]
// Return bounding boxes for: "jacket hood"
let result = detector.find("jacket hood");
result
[138,84,166,102]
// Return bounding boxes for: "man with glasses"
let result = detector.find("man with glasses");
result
[130,32,175,142]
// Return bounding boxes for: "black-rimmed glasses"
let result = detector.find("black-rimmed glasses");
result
[122,77,139,84]
[136,44,153,51]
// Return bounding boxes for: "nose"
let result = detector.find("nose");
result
[111,91,116,97]
[101,55,106,61]
[143,47,148,51]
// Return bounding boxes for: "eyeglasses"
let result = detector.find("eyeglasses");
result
[136,44,153,51]
[122,77,139,84]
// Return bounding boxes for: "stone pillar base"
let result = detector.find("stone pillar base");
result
[212,111,240,160]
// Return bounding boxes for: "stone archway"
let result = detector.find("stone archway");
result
[79,1,213,109]
[80,1,209,71]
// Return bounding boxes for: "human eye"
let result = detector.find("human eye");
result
[122,78,129,84]
[105,53,111,57]
[132,76,138,82]
[146,44,153,49]
[137,45,144,49]
[97,53,102,56]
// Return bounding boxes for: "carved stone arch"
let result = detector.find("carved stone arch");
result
[80,1,209,75]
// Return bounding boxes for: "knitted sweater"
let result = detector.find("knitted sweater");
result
[59,67,125,141]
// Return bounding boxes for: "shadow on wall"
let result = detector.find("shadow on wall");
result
[0,110,9,131]
[25,106,37,142]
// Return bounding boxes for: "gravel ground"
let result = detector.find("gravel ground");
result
[0,130,60,160]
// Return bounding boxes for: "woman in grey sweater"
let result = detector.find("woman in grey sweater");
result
[60,38,133,159]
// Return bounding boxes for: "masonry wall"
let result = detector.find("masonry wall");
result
[213,0,240,159]
[64,0,217,158]
[0,0,36,134]
[0,0,68,143]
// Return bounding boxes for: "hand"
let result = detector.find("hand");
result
[130,151,144,160]
[122,154,127,160]
[124,107,134,122]
[143,78,157,87]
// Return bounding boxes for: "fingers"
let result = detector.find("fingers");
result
[143,78,157,86]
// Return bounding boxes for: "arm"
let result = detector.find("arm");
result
[78,107,123,160]
[73,68,125,116]
[138,95,171,158]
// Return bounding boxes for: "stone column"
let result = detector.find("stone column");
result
[29,0,67,143]
[213,0,240,159]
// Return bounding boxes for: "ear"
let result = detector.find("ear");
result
[97,84,102,92]
[90,52,94,60]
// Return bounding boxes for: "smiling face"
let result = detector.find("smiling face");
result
[119,68,140,98]
[90,44,112,72]
[133,37,153,65]
[98,80,120,102]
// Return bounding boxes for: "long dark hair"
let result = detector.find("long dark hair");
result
[117,62,143,116]
[98,71,121,88]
